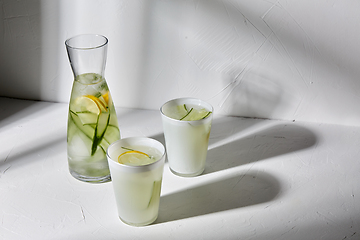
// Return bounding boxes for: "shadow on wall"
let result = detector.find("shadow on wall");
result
[209,1,303,119]
[139,0,360,122]
[155,170,280,224]
[123,0,185,109]
[130,0,287,118]
[0,0,41,100]
[0,0,61,102]
[219,73,285,119]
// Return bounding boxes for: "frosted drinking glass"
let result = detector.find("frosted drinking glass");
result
[160,98,213,177]
[107,137,165,226]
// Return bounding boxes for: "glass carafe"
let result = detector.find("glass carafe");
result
[65,34,120,183]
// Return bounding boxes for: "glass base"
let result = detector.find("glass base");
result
[69,169,111,183]
[170,167,204,177]
[119,214,158,227]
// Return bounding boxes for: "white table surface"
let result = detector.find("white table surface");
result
[0,97,359,240]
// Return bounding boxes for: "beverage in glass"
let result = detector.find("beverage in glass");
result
[66,34,120,183]
[107,137,165,226]
[160,98,213,177]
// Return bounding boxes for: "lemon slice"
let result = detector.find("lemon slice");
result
[102,91,109,104]
[118,150,154,166]
[74,95,107,114]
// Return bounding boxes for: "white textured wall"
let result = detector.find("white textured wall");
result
[1,0,360,126]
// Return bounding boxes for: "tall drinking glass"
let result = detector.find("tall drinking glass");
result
[107,137,166,226]
[65,34,120,183]
[160,98,213,177]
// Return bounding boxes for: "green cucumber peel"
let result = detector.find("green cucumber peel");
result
[202,111,212,119]
[91,112,110,156]
[180,108,193,120]
[121,146,134,151]
[69,110,116,155]
[147,180,161,208]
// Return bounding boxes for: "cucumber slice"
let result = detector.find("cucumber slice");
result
[96,112,110,138]
[91,111,110,156]
[181,108,212,121]
[77,112,98,125]
[148,180,162,208]
[69,110,95,139]
[69,109,117,156]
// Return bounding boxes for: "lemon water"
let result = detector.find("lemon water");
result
[161,99,213,177]
[108,144,164,226]
[67,73,120,182]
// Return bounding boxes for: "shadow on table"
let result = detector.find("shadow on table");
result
[154,170,280,224]
[208,116,269,147]
[0,97,39,127]
[0,98,67,169]
[204,122,317,175]
[0,136,66,169]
